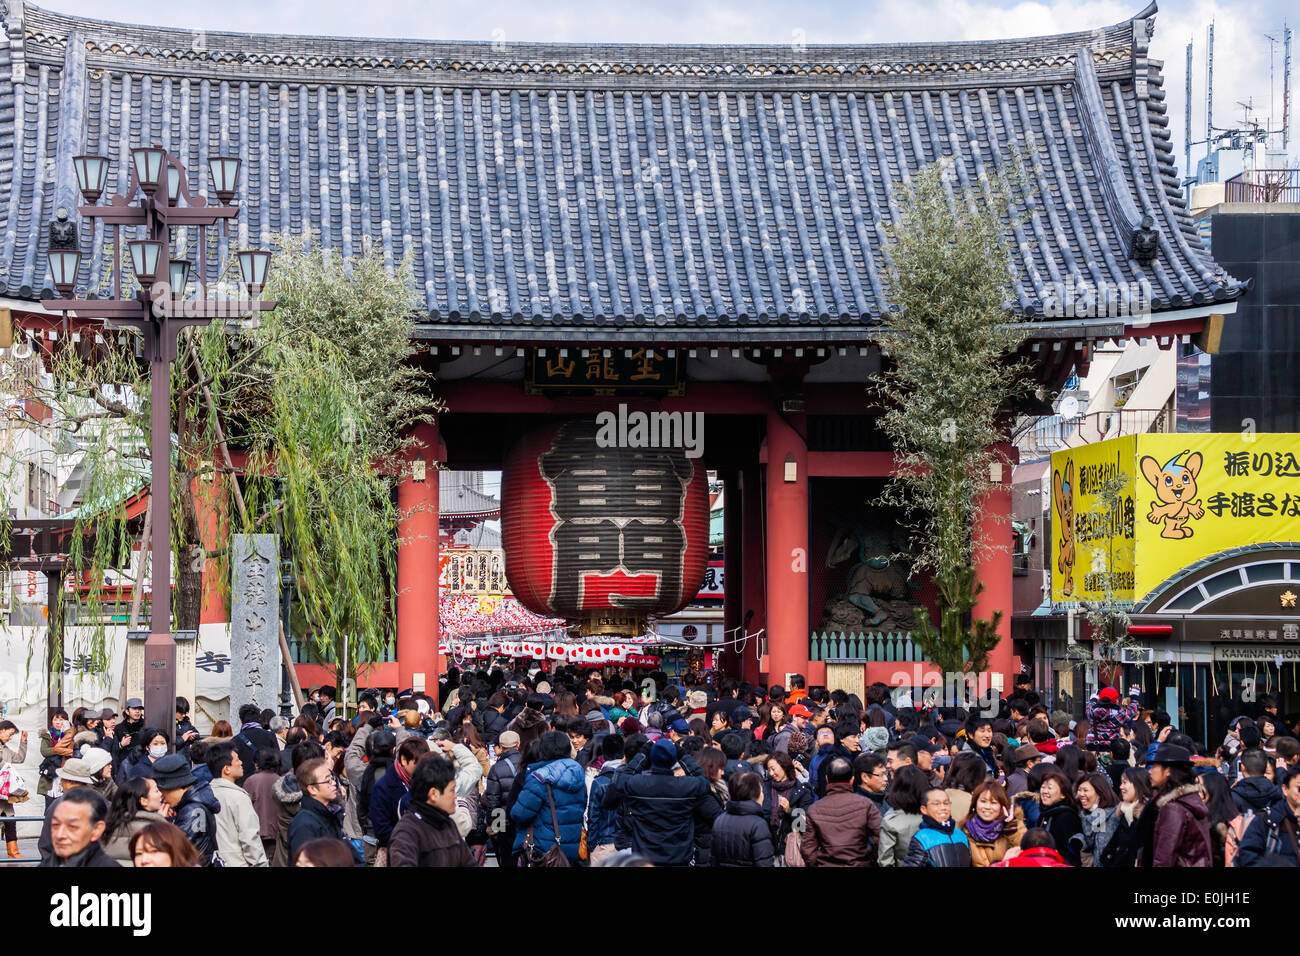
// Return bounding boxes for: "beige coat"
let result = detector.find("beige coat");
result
[965,809,1027,867]
[210,777,269,867]
[102,810,170,865]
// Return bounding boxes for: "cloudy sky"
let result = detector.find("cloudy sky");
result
[34,0,1297,175]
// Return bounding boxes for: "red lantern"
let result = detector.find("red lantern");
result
[502,416,709,620]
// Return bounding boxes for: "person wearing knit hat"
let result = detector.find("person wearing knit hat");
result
[80,747,117,804]
[864,726,890,755]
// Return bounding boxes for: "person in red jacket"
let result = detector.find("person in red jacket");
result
[992,827,1072,867]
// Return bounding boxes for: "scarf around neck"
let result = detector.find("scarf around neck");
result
[966,813,1004,843]
[395,757,413,788]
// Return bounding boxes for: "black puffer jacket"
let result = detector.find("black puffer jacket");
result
[477,709,508,746]
[1039,801,1085,867]
[601,751,712,866]
[710,800,775,866]
[173,781,222,866]
[287,795,345,863]
[482,750,522,830]
[1231,776,1281,817]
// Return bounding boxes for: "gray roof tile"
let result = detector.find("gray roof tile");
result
[0,2,1246,338]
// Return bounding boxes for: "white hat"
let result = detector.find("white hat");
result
[536,681,552,695]
[81,747,113,777]
[415,698,430,716]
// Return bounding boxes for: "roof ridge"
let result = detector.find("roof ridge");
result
[14,0,1149,65]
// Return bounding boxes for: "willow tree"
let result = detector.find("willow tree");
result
[0,233,436,696]
[873,157,1031,676]
[239,235,439,695]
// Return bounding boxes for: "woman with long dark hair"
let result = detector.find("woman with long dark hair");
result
[1033,765,1084,866]
[1198,770,1243,867]
[762,750,813,854]
[1141,743,1212,867]
[102,776,169,864]
[879,765,929,867]
[944,752,989,828]
[1098,766,1152,867]
[755,702,787,742]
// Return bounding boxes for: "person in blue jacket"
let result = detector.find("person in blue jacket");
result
[511,730,586,863]
[902,788,972,867]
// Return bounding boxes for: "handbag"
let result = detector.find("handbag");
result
[578,827,589,861]
[784,830,806,868]
[523,782,571,868]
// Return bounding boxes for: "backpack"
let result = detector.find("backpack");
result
[1225,812,1250,867]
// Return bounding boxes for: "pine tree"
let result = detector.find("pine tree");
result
[873,157,1031,676]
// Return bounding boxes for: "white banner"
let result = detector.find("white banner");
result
[0,623,232,739]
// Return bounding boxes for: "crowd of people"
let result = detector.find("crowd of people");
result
[4,668,1298,868]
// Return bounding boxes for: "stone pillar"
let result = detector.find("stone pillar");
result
[397,419,442,697]
[973,443,1019,689]
[740,463,765,687]
[764,410,809,690]
[229,534,281,723]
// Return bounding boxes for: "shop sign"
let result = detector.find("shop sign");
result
[1213,645,1300,662]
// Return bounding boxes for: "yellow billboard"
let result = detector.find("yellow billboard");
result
[1050,436,1136,604]
[1051,433,1300,605]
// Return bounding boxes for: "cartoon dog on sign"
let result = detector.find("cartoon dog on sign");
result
[1140,450,1204,539]
[1053,460,1075,596]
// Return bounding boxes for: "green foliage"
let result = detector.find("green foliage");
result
[910,566,1003,676]
[873,156,1032,674]
[239,234,438,676]
[1,231,437,686]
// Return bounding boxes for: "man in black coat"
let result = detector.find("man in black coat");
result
[287,756,345,862]
[602,737,717,867]
[232,703,280,786]
[42,788,120,868]
[154,753,223,866]
[477,692,510,746]
[1231,749,1282,817]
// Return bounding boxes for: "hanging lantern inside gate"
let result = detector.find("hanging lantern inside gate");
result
[501,416,709,636]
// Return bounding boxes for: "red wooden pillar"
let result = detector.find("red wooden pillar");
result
[397,419,443,696]
[721,469,742,679]
[764,410,809,689]
[973,443,1019,688]
[195,474,228,626]
[740,463,765,687]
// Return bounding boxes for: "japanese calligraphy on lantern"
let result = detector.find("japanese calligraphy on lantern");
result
[229,534,281,723]
[1052,434,1300,606]
[526,349,684,395]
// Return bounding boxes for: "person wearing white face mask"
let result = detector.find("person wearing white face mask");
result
[119,728,171,782]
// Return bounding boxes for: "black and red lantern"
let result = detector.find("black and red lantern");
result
[501,417,709,631]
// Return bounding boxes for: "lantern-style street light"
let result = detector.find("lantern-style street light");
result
[45,145,276,744]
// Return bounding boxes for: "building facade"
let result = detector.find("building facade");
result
[0,2,1246,696]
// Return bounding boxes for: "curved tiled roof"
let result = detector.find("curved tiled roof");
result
[0,2,1246,340]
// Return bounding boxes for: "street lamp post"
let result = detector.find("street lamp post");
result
[47,147,277,745]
